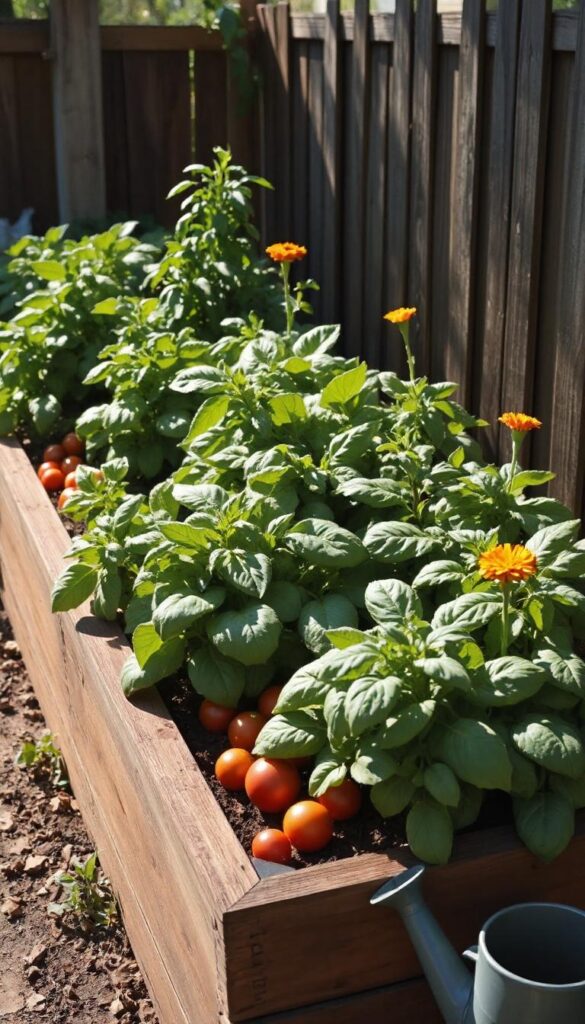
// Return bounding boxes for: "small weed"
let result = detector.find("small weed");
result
[16,732,69,789]
[49,852,118,929]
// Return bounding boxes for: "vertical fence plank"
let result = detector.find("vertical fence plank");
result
[343,0,370,357]
[195,52,228,167]
[408,0,437,377]
[291,41,310,251]
[499,0,551,462]
[0,56,22,223]
[477,0,521,457]
[549,4,585,512]
[50,0,106,222]
[321,0,342,322]
[363,44,390,367]
[446,0,485,403]
[258,2,291,242]
[384,0,413,374]
[307,40,324,316]
[102,50,129,217]
[227,0,260,171]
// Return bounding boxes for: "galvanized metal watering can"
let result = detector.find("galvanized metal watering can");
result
[371,865,585,1024]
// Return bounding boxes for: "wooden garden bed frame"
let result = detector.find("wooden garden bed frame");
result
[1,435,585,1024]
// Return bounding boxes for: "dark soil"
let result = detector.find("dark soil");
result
[0,604,159,1024]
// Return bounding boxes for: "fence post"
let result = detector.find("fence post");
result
[50,0,106,222]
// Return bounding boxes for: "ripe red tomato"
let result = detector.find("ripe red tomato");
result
[43,444,65,463]
[227,711,267,752]
[61,455,82,474]
[283,801,333,852]
[198,700,235,733]
[245,758,301,813]
[317,779,362,820]
[215,748,255,791]
[258,685,283,717]
[64,471,78,489]
[37,460,60,479]
[252,829,292,865]
[40,467,65,492]
[57,487,76,510]
[62,433,84,456]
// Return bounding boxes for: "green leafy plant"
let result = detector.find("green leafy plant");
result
[16,731,68,789]
[49,852,118,929]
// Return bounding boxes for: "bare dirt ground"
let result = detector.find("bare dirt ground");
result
[0,603,159,1024]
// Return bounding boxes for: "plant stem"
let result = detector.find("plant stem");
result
[400,323,416,383]
[501,584,510,656]
[281,262,293,343]
[506,434,521,493]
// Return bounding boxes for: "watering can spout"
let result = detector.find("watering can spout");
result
[371,865,475,1024]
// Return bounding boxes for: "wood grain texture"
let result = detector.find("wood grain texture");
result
[477,0,521,458]
[343,0,370,357]
[224,819,585,1019]
[0,438,257,1024]
[195,51,228,168]
[499,0,551,465]
[251,977,441,1024]
[50,0,106,221]
[307,39,325,317]
[363,42,390,368]
[446,0,485,404]
[408,0,437,377]
[321,0,342,321]
[101,25,223,52]
[290,41,310,252]
[549,2,585,512]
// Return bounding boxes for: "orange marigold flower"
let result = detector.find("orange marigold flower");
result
[266,242,307,263]
[498,412,542,433]
[383,307,417,324]
[478,544,538,586]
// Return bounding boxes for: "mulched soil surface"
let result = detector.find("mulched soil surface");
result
[0,603,159,1024]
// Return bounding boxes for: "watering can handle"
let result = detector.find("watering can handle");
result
[462,945,479,964]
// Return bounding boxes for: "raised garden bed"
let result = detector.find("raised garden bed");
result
[2,434,585,1024]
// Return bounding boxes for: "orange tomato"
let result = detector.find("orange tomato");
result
[215,748,255,791]
[227,711,266,752]
[317,779,362,821]
[283,800,333,853]
[245,758,301,813]
[61,455,82,474]
[40,466,65,492]
[37,460,60,478]
[43,444,65,463]
[62,433,84,456]
[258,685,283,718]
[57,487,77,510]
[198,700,235,733]
[64,471,78,489]
[251,829,292,865]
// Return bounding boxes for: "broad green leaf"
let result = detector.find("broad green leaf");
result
[133,621,163,668]
[469,657,547,706]
[92,569,122,621]
[431,592,501,632]
[371,776,415,817]
[415,656,470,692]
[298,594,358,655]
[153,587,225,640]
[509,748,539,799]
[423,763,460,807]
[121,635,185,696]
[324,687,352,751]
[549,773,585,809]
[412,560,465,588]
[158,521,213,550]
[351,744,397,786]
[173,483,228,511]
[293,323,340,356]
[31,259,65,281]
[513,793,574,861]
[435,719,512,790]
[308,746,348,797]
[406,801,453,864]
[535,648,585,696]
[365,579,422,626]
[183,395,230,444]
[511,469,555,492]
[526,519,580,566]
[320,362,367,407]
[451,785,483,830]
[206,601,282,666]
[511,714,585,779]
[92,297,119,315]
[264,580,304,623]
[364,522,440,564]
[345,676,402,736]
[269,393,307,425]
[378,700,436,749]
[29,394,61,434]
[336,477,405,509]
[51,563,98,612]
[275,662,333,713]
[214,550,272,599]
[285,518,367,569]
[187,646,245,707]
[253,711,326,758]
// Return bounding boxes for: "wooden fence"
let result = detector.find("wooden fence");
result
[257,0,585,516]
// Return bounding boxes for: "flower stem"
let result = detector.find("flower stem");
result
[501,585,511,656]
[506,434,521,493]
[281,263,293,343]
[400,323,416,383]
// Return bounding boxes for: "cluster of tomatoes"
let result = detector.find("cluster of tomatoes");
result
[199,686,362,865]
[37,434,101,510]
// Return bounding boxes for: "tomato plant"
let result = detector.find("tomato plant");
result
[215,748,255,791]
[251,829,292,865]
[245,758,301,813]
[227,712,267,752]
[198,700,235,734]
[283,801,333,852]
